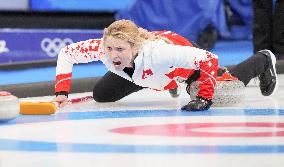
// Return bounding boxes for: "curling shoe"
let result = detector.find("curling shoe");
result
[258,50,278,96]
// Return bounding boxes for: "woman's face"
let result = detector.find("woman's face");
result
[104,36,137,71]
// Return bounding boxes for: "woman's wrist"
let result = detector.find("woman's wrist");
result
[55,91,69,98]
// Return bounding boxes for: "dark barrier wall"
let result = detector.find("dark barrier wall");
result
[0,11,115,29]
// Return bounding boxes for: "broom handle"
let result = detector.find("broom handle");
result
[68,96,93,104]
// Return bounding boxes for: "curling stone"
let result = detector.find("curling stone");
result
[0,91,19,122]
[189,72,245,107]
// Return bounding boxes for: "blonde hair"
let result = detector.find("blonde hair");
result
[103,19,171,49]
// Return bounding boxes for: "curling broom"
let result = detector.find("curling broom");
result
[20,96,93,115]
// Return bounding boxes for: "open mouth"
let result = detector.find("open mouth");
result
[113,61,121,66]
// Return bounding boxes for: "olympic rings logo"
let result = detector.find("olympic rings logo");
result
[41,38,73,57]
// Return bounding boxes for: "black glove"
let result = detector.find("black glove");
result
[181,96,213,111]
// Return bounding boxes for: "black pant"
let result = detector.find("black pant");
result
[93,71,143,102]
[92,52,268,102]
[229,52,268,85]
[253,0,284,59]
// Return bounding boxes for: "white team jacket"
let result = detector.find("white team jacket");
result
[55,38,218,100]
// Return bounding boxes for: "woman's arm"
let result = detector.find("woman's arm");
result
[55,39,103,94]
[152,41,218,101]
[151,41,218,110]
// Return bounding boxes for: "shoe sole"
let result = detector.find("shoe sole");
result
[263,49,278,96]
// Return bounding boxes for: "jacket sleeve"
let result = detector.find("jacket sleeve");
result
[55,39,104,93]
[196,51,218,100]
[150,41,218,100]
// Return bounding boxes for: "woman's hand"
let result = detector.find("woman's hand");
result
[52,95,68,108]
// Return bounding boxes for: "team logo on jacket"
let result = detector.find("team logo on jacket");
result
[142,69,153,79]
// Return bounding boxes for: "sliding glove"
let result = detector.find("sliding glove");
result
[181,96,212,111]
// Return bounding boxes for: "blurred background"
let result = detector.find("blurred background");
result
[0,0,282,97]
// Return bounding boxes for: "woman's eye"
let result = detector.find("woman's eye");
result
[107,47,112,51]
[117,48,123,52]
